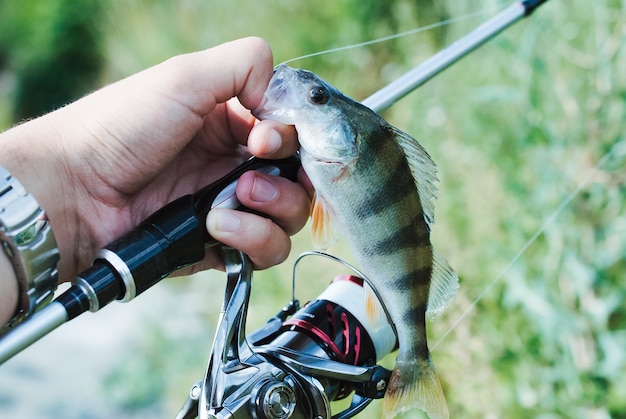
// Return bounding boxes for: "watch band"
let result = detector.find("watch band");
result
[0,166,59,331]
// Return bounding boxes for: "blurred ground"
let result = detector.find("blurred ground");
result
[0,279,214,418]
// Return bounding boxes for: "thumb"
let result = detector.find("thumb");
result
[151,37,275,114]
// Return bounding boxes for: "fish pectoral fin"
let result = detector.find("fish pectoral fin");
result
[382,357,449,419]
[390,125,439,227]
[426,248,459,320]
[310,192,339,250]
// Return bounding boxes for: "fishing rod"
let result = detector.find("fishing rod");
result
[0,0,550,370]
[363,0,550,112]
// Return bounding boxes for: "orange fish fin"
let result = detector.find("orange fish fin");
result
[390,125,439,227]
[310,192,339,250]
[382,357,449,419]
[426,248,459,320]
[363,282,386,327]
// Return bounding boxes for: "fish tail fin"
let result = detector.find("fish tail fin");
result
[382,357,449,419]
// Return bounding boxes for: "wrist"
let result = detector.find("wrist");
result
[0,116,71,275]
[0,163,60,330]
[0,251,18,326]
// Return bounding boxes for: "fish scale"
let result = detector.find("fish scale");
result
[254,64,459,419]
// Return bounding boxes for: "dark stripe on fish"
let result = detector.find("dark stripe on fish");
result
[354,124,403,176]
[352,159,417,220]
[365,212,430,255]
[392,266,433,292]
[358,123,395,157]
[402,302,428,324]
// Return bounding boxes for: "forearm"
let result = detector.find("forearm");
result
[0,251,18,326]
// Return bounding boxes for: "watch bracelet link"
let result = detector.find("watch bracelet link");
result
[0,166,59,332]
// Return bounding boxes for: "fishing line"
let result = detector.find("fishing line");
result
[281,9,492,65]
[276,0,582,351]
[431,139,626,351]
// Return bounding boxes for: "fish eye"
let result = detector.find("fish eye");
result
[309,86,330,105]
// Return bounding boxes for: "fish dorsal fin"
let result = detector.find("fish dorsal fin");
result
[426,248,459,320]
[310,192,339,250]
[389,126,439,227]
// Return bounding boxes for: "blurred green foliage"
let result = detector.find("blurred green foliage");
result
[1,0,625,418]
[0,0,105,121]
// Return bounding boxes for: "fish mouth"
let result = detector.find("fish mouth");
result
[299,139,358,165]
[252,64,297,124]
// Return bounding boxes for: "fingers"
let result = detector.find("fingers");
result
[236,170,310,236]
[206,170,310,269]
[247,119,299,159]
[175,37,299,160]
[207,209,289,269]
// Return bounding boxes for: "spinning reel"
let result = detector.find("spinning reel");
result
[175,249,397,419]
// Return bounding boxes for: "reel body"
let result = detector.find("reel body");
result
[175,249,396,419]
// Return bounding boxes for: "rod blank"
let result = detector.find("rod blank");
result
[362,2,532,113]
[0,302,67,362]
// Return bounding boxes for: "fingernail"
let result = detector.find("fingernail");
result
[209,209,241,233]
[265,129,282,154]
[250,174,278,202]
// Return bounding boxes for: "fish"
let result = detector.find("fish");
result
[253,64,459,419]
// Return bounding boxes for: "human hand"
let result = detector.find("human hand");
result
[0,37,310,283]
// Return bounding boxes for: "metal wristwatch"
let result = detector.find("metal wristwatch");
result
[0,166,59,332]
